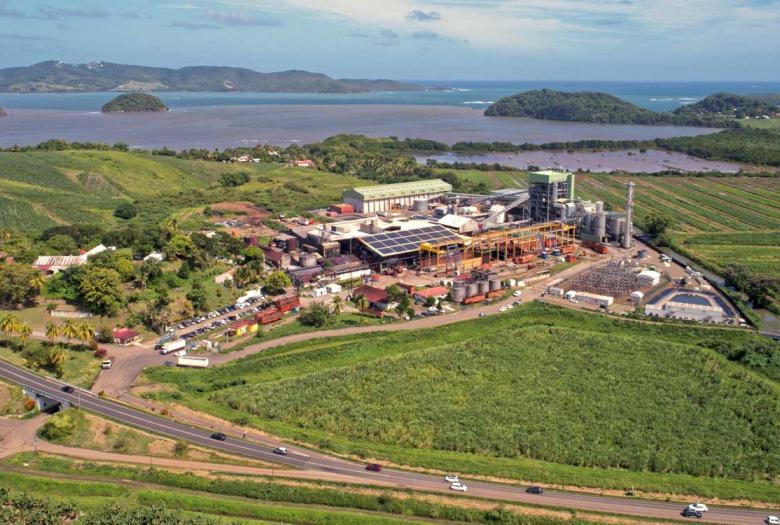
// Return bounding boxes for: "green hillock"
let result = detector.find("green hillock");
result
[674,92,778,119]
[101,93,168,113]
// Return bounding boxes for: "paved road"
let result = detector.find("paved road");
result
[0,360,773,525]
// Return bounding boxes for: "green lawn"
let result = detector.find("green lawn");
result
[0,339,102,389]
[145,303,780,501]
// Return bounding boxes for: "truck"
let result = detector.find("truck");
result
[177,355,209,368]
[159,338,186,355]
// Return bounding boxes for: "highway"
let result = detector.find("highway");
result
[0,360,774,524]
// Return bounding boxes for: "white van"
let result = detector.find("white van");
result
[101,359,113,369]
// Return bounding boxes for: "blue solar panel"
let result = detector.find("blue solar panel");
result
[360,225,462,257]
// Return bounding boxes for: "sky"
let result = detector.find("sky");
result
[0,0,778,81]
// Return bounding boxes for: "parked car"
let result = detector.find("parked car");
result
[765,516,780,525]
[273,447,288,456]
[681,508,703,519]
[365,463,382,472]
[479,312,487,318]
[164,361,176,367]
[101,359,113,370]
[210,432,227,441]
[526,486,544,495]
[513,290,522,297]
[61,385,74,393]
[173,350,187,357]
[499,306,508,312]
[444,474,459,483]
[449,482,468,492]
[687,504,709,513]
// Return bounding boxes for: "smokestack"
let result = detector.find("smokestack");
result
[623,182,634,249]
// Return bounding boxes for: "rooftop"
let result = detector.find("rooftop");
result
[529,170,573,185]
[343,179,452,201]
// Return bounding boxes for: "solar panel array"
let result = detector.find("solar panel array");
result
[360,225,463,257]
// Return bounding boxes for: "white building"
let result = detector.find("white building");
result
[342,180,452,213]
[637,270,661,287]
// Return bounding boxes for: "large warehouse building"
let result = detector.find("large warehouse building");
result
[342,179,452,213]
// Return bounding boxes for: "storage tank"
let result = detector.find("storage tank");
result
[452,284,466,303]
[594,213,606,240]
[300,252,318,268]
[489,278,502,292]
[286,237,298,252]
[610,216,623,237]
[595,201,604,213]
[478,280,489,295]
[466,282,479,298]
[412,199,428,213]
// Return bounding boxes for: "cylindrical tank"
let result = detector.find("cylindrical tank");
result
[595,201,604,213]
[594,212,606,239]
[300,252,318,268]
[489,278,502,292]
[453,285,466,303]
[478,280,489,295]
[286,238,298,252]
[412,199,428,213]
[467,282,479,298]
[610,217,623,237]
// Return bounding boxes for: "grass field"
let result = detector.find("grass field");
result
[0,339,101,388]
[0,453,611,525]
[145,303,780,501]
[0,150,365,233]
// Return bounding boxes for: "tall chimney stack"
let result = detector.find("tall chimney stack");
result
[623,182,634,249]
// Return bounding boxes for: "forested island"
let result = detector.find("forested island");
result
[0,106,6,116]
[101,93,168,113]
[0,60,421,93]
[485,89,778,127]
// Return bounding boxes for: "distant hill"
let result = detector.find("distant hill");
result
[102,93,168,113]
[484,89,739,127]
[674,92,778,119]
[0,61,421,94]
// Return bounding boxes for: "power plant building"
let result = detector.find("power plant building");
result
[343,179,452,213]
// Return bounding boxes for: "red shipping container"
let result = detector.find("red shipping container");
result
[561,245,576,254]
[565,255,577,263]
[463,294,486,304]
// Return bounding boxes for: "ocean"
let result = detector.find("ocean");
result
[0,81,776,150]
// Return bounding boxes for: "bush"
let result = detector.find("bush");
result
[113,202,138,220]
[94,348,108,358]
[38,410,80,443]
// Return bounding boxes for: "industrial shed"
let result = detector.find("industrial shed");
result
[342,179,452,213]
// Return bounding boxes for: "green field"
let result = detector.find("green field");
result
[146,303,780,501]
[0,453,605,525]
[0,150,364,233]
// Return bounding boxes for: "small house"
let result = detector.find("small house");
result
[113,328,142,346]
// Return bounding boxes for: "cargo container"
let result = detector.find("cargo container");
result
[486,290,503,299]
[177,355,209,368]
[159,338,186,355]
[565,255,577,263]
[515,254,536,264]
[583,240,609,255]
[463,294,486,304]
[273,295,300,313]
[560,245,576,255]
[256,307,282,325]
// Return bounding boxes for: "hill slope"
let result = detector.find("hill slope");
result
[0,150,364,233]
[484,89,742,127]
[0,60,421,93]
[674,92,778,119]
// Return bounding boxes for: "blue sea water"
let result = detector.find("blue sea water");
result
[1,81,778,112]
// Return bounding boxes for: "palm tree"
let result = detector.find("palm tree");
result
[28,273,45,294]
[45,321,60,345]
[76,321,95,347]
[47,346,68,375]
[61,320,79,347]
[355,295,370,313]
[0,228,10,248]
[0,313,22,339]
[331,296,343,316]
[17,324,32,345]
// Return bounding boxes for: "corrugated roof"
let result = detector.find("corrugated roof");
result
[343,179,452,201]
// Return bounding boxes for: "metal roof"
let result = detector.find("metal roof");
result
[359,224,464,257]
[343,179,452,201]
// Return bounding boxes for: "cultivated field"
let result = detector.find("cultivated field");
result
[147,303,780,500]
[0,150,364,233]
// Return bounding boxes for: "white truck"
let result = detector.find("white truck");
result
[159,338,186,355]
[177,355,209,368]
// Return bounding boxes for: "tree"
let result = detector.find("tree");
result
[424,296,437,307]
[113,202,138,220]
[17,323,32,345]
[244,245,265,264]
[45,321,60,344]
[0,313,23,339]
[355,294,370,313]
[75,266,124,316]
[644,213,675,236]
[331,295,343,316]
[384,284,405,304]
[76,321,95,347]
[135,259,162,289]
[61,320,79,346]
[0,264,44,308]
[47,347,68,375]
[164,234,193,260]
[264,271,291,295]
[395,294,411,316]
[186,280,208,313]
[299,302,332,327]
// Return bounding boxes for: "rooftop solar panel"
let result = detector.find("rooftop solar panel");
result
[359,225,464,257]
